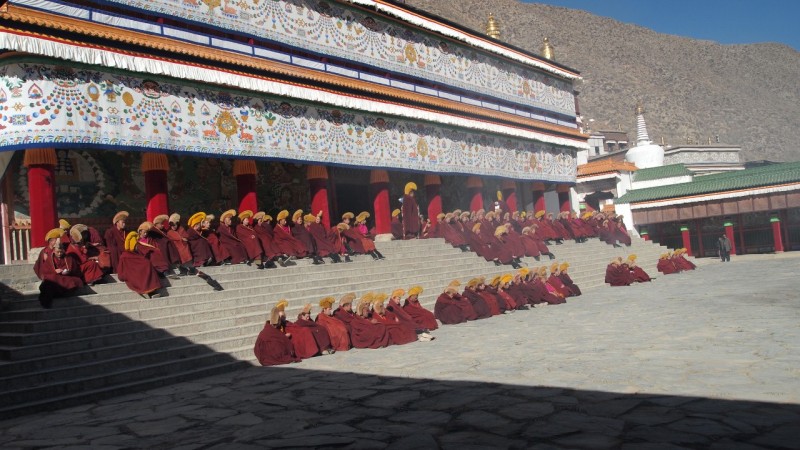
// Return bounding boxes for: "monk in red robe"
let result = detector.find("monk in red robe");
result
[339,212,366,254]
[103,210,128,273]
[461,278,494,319]
[202,214,229,265]
[66,225,105,286]
[292,303,334,355]
[306,213,345,263]
[291,210,319,262]
[136,221,176,278]
[253,212,286,267]
[34,229,85,308]
[185,212,213,268]
[272,210,308,258]
[370,293,417,345]
[402,286,438,330]
[673,249,697,270]
[435,281,477,324]
[605,257,634,286]
[149,215,180,269]
[547,263,573,298]
[391,209,403,240]
[315,296,351,351]
[333,293,390,349]
[163,214,196,275]
[401,182,421,239]
[529,268,566,305]
[217,209,248,265]
[117,232,162,298]
[386,289,434,339]
[254,306,300,366]
[624,255,652,282]
[269,300,320,359]
[557,263,582,296]
[236,210,268,269]
[657,253,681,275]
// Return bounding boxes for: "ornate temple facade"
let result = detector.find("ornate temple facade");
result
[0,0,588,262]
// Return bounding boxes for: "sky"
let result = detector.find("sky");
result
[523,0,800,51]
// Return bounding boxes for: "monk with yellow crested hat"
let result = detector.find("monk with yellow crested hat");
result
[332,292,390,349]
[116,231,162,299]
[657,251,681,275]
[155,212,193,276]
[435,279,477,324]
[390,208,403,240]
[183,212,213,268]
[316,296,351,351]
[402,181,421,239]
[216,208,249,265]
[33,228,84,309]
[235,209,272,270]
[271,209,308,261]
[343,211,384,260]
[292,301,335,356]
[254,303,300,366]
[436,211,469,252]
[623,254,653,283]
[461,277,494,319]
[134,220,177,279]
[305,210,347,264]
[369,292,418,345]
[384,288,435,340]
[401,286,438,330]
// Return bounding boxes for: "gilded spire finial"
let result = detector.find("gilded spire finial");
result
[541,37,555,60]
[635,101,645,116]
[486,13,500,40]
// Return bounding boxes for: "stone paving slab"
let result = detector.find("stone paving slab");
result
[0,253,798,449]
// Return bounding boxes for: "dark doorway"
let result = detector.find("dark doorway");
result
[330,167,371,218]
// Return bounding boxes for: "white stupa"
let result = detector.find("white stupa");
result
[624,103,664,169]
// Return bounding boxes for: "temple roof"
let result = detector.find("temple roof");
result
[578,159,638,177]
[616,161,800,204]
[632,164,692,182]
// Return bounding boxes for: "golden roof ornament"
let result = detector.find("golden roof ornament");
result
[486,13,501,40]
[635,101,645,116]
[541,37,555,60]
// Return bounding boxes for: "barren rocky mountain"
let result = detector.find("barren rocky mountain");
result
[406,0,800,162]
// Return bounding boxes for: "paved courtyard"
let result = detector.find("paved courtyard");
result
[2,254,799,449]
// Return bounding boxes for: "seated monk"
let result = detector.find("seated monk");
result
[236,210,269,269]
[185,212,214,268]
[117,232,162,298]
[657,252,681,275]
[34,229,85,309]
[402,286,438,331]
[136,221,178,279]
[315,296,351,351]
[605,257,634,286]
[557,262,582,296]
[333,293,390,349]
[217,209,249,265]
[274,300,323,359]
[625,254,652,282]
[461,277,494,319]
[307,212,347,263]
[371,293,418,345]
[164,213,196,275]
[494,274,523,311]
[272,210,308,259]
[254,304,300,366]
[673,248,697,270]
[66,224,105,286]
[531,267,566,305]
[390,209,403,240]
[386,288,434,340]
[292,302,334,355]
[352,212,385,260]
[472,277,502,315]
[547,263,573,298]
[434,280,477,324]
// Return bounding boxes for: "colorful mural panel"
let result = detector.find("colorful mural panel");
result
[0,60,576,182]
[95,0,576,116]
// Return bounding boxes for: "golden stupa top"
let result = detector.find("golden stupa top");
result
[541,37,555,61]
[486,13,501,40]
[636,101,645,116]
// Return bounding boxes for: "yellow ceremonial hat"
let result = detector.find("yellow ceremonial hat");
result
[472,223,481,233]
[303,214,316,224]
[153,214,169,226]
[497,190,503,201]
[138,221,153,232]
[301,303,312,315]
[220,209,236,221]
[292,209,303,222]
[408,286,423,297]
[342,212,354,220]
[339,293,356,306]
[275,299,288,311]
[263,214,273,222]
[277,210,289,221]
[404,182,417,195]
[45,228,65,241]
[319,296,335,309]
[391,288,405,298]
[519,267,530,276]
[169,213,181,224]
[489,275,501,286]
[550,262,559,272]
[253,211,265,221]
[336,222,350,231]
[627,254,637,260]
[238,210,253,221]
[188,212,206,227]
[356,212,369,223]
[501,274,513,285]
[538,266,548,275]
[124,231,138,252]
[485,211,495,220]
[535,210,546,219]
[69,225,84,243]
[452,209,462,216]
[466,278,481,289]
[392,209,401,218]
[559,262,569,271]
[494,224,506,237]
[58,219,70,230]
[112,211,129,224]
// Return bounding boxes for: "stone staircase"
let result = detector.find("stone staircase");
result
[0,236,683,418]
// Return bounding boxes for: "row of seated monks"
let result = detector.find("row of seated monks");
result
[604,250,696,287]
[254,263,582,365]
[32,208,388,307]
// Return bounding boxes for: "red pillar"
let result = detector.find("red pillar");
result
[557,184,572,212]
[424,175,442,226]
[141,153,170,221]
[370,170,390,235]
[466,176,483,212]
[24,148,57,248]
[307,165,330,228]
[233,160,258,213]
[532,182,546,213]
[724,220,737,255]
[680,224,693,256]
[771,216,784,253]
[501,180,517,213]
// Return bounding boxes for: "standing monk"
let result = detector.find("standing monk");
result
[103,211,128,273]
[402,182,420,239]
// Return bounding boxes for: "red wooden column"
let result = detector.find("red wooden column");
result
[501,180,517,212]
[466,176,483,212]
[307,165,330,228]
[141,153,170,221]
[557,184,572,212]
[370,170,390,234]
[724,219,737,255]
[680,224,693,256]
[424,174,442,226]
[771,215,784,253]
[532,182,546,213]
[233,160,258,213]
[23,148,58,248]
